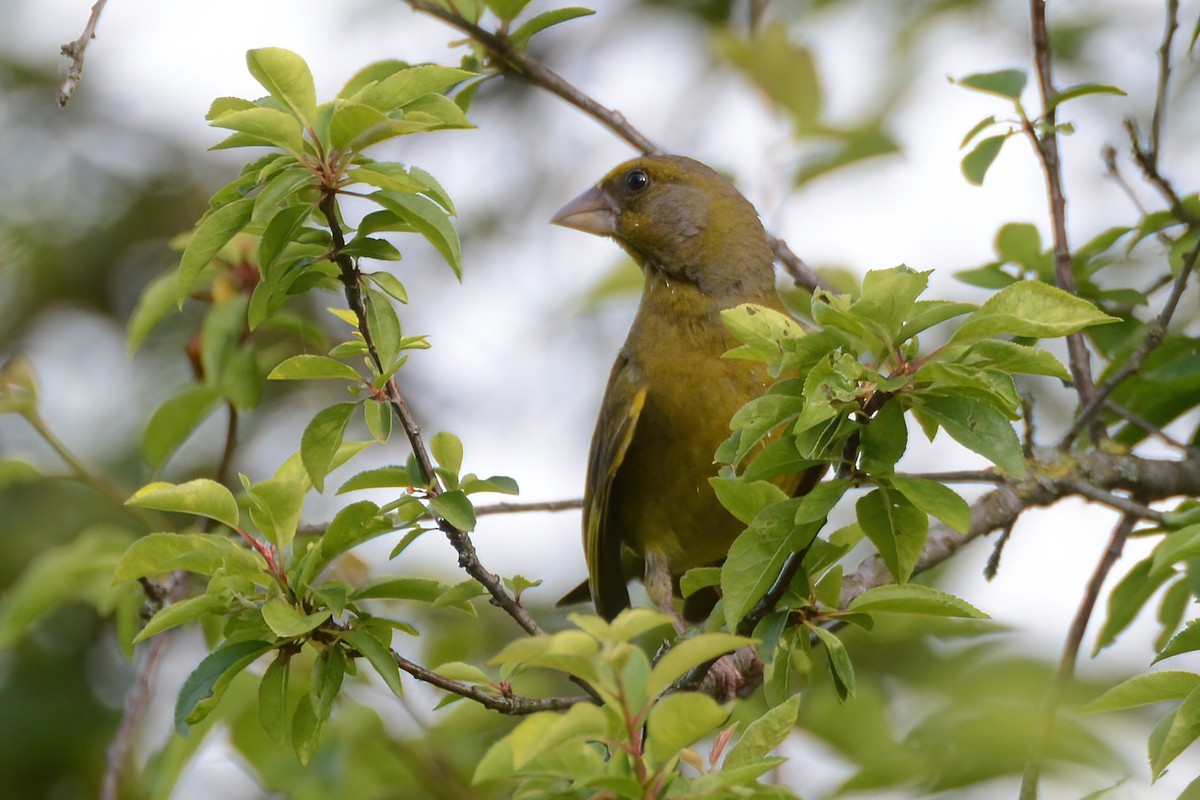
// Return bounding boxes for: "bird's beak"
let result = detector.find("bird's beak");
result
[551,185,618,237]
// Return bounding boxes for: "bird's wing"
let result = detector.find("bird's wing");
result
[585,351,648,620]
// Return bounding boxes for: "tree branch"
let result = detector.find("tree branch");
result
[1027,0,1101,438]
[390,647,588,714]
[401,0,831,294]
[1018,514,1136,800]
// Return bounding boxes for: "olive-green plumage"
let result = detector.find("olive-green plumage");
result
[553,155,807,621]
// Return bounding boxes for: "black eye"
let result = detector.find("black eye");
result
[624,169,650,193]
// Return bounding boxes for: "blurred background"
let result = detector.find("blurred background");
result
[2,0,1200,797]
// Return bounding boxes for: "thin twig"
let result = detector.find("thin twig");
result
[1018,514,1136,800]
[58,0,110,108]
[1104,399,1200,456]
[895,470,1006,484]
[1149,0,1180,167]
[405,0,660,154]
[390,647,588,714]
[1066,480,1165,523]
[1027,0,1102,439]
[214,404,239,489]
[475,498,583,516]
[1062,239,1199,446]
[984,521,1015,581]
[402,0,830,294]
[319,190,546,637]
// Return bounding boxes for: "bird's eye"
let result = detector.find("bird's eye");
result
[624,169,650,193]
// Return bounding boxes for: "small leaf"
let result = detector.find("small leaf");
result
[371,192,462,278]
[246,47,318,124]
[962,135,1007,186]
[261,599,330,638]
[723,694,802,769]
[1153,685,1200,777]
[429,490,476,532]
[430,431,464,476]
[645,692,729,767]
[258,652,290,741]
[113,532,265,583]
[365,271,408,304]
[341,628,404,698]
[855,488,928,582]
[916,395,1027,477]
[848,584,986,617]
[889,476,971,533]
[809,624,855,700]
[950,280,1118,344]
[127,479,240,530]
[958,68,1027,100]
[268,355,362,382]
[1047,82,1126,111]
[510,7,596,48]
[301,403,357,492]
[646,633,753,698]
[141,385,222,469]
[175,639,273,733]
[960,115,997,149]
[177,197,255,303]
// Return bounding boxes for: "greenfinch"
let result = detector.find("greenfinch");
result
[552,154,816,622]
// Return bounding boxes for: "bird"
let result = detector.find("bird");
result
[551,154,820,624]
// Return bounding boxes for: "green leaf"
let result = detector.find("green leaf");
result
[809,624,855,700]
[360,65,475,113]
[958,68,1027,99]
[896,300,977,342]
[341,628,404,697]
[141,385,222,469]
[246,48,318,124]
[261,599,330,638]
[961,135,1007,186]
[113,531,265,583]
[916,395,1027,477]
[258,652,290,742]
[0,526,134,650]
[721,498,809,628]
[320,500,390,563]
[245,475,305,551]
[1156,619,1200,664]
[723,694,802,769]
[848,584,986,617]
[365,287,403,369]
[268,354,362,382]
[428,490,476,532]
[1047,82,1126,111]
[644,692,729,767]
[127,479,240,530]
[1150,524,1200,575]
[856,488,928,582]
[646,633,752,698]
[371,191,462,277]
[257,204,313,273]
[995,222,1043,268]
[210,107,304,155]
[1093,557,1175,654]
[1153,685,1200,777]
[951,340,1071,380]
[710,477,789,526]
[301,403,356,492]
[175,639,273,733]
[718,24,821,133]
[960,115,997,148]
[134,590,234,643]
[365,271,409,304]
[177,197,255,303]
[430,431,464,476]
[889,476,971,533]
[351,576,447,602]
[721,303,807,363]
[510,7,596,48]
[859,401,907,474]
[950,280,1118,343]
[338,465,421,493]
[460,475,520,495]
[128,268,180,352]
[485,0,533,22]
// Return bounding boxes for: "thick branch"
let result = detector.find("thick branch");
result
[840,448,1200,606]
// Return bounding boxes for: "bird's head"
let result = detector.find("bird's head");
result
[552,155,775,298]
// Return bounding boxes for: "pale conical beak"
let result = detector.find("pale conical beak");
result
[551,185,618,237]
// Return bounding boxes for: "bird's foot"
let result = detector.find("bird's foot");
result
[701,646,763,701]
